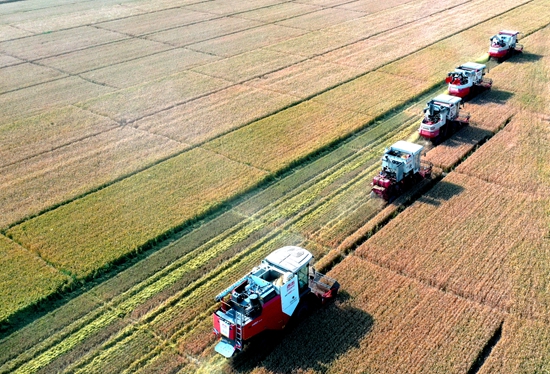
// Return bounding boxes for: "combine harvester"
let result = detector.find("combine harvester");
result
[446,62,492,98]
[212,246,339,358]
[488,30,523,61]
[371,141,432,201]
[418,94,470,143]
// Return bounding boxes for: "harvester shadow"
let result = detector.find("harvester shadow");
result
[470,89,514,105]
[509,52,543,64]
[436,126,493,150]
[230,292,373,373]
[416,181,464,207]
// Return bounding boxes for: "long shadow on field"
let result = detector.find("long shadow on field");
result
[470,89,514,105]
[508,52,543,64]
[415,180,464,207]
[229,292,373,373]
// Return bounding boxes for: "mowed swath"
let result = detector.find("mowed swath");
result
[0,235,69,322]
[236,255,503,374]
[203,100,373,172]
[6,148,267,278]
[0,126,188,229]
[133,84,298,144]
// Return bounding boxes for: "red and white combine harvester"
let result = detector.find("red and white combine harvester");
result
[212,246,339,358]
[446,62,492,98]
[418,94,470,142]
[371,141,432,201]
[488,30,523,60]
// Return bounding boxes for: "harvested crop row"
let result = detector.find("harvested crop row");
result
[424,125,493,171]
[478,316,550,373]
[6,147,267,279]
[0,235,69,323]
[223,255,503,374]
[357,171,549,318]
[0,126,188,229]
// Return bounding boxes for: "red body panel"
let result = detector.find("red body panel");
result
[212,295,290,343]
[242,296,289,340]
[373,175,392,188]
[488,49,508,58]
[448,85,470,98]
[419,128,439,138]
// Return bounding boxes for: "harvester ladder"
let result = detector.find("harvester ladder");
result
[235,311,243,350]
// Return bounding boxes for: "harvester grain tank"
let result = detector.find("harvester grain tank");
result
[212,246,339,358]
[371,141,432,201]
[488,30,523,60]
[446,62,492,98]
[418,94,470,141]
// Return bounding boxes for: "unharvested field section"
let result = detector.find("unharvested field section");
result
[226,255,503,374]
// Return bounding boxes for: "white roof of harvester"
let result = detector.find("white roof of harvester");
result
[459,62,486,71]
[499,30,519,36]
[390,140,423,155]
[264,246,312,273]
[433,94,462,105]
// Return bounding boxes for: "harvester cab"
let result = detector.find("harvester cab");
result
[419,94,469,141]
[446,62,492,98]
[213,246,339,358]
[489,30,523,59]
[371,141,431,201]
